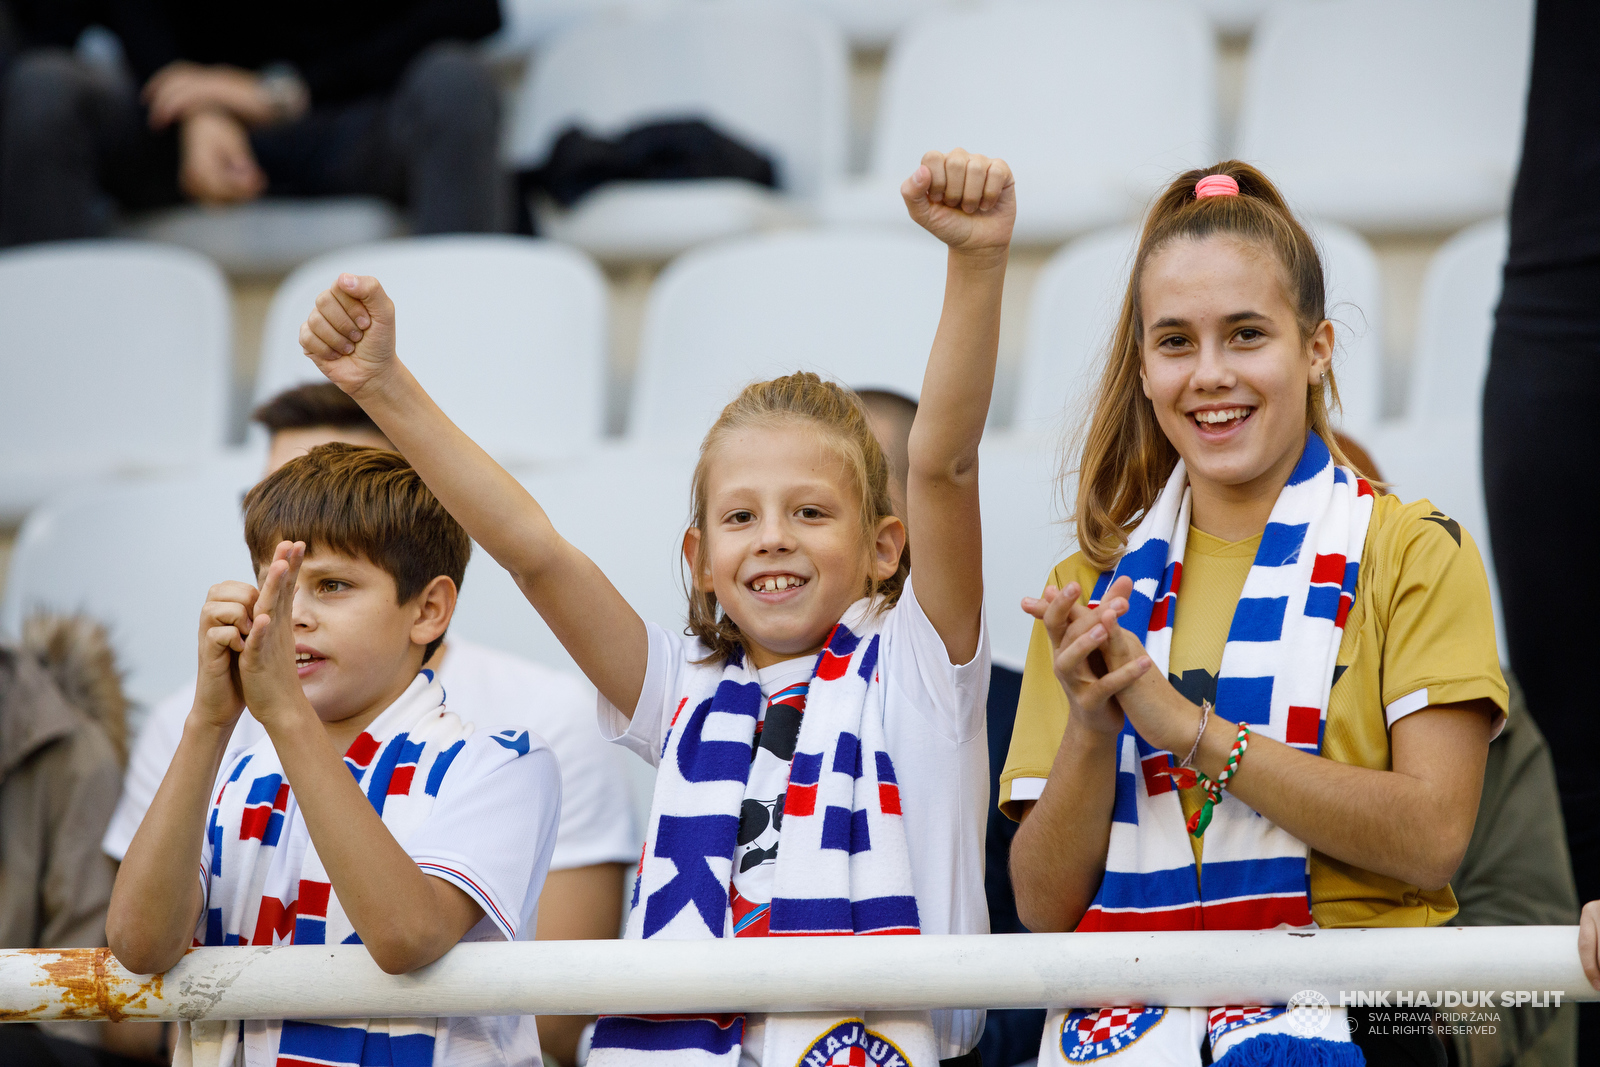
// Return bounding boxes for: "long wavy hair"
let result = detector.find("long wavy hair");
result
[685,372,907,664]
[1073,160,1357,569]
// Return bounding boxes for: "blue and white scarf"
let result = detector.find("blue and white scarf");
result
[1039,434,1372,1067]
[590,599,938,1067]
[178,671,482,1067]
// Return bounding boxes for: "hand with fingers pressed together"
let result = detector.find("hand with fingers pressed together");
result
[236,539,318,729]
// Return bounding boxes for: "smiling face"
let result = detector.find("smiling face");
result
[1138,234,1333,514]
[684,422,904,668]
[261,547,453,726]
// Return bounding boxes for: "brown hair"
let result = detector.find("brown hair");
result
[243,443,470,663]
[252,383,384,437]
[685,372,906,664]
[1073,160,1357,569]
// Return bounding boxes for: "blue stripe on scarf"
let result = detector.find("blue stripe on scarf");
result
[1229,597,1288,642]
[852,895,919,932]
[1257,523,1308,567]
[677,682,761,783]
[1285,432,1331,486]
[364,733,410,816]
[768,896,852,934]
[1201,857,1309,900]
[1097,866,1198,909]
[1214,1033,1364,1067]
[592,1015,744,1054]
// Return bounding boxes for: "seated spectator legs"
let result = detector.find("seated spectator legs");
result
[0,49,182,245]
[249,43,503,235]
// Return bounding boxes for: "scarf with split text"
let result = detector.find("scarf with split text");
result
[177,671,494,1067]
[1039,434,1372,1067]
[590,599,937,1067]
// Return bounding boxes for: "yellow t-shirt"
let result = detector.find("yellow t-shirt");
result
[999,491,1508,928]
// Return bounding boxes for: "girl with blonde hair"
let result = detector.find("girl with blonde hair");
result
[1001,163,1505,1067]
[299,148,1015,1067]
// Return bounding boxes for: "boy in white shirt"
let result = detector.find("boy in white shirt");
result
[107,443,561,1067]
[103,383,636,1064]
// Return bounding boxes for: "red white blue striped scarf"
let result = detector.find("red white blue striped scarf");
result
[590,599,937,1067]
[177,671,489,1067]
[1039,434,1371,1067]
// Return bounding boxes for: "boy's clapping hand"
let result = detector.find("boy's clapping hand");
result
[194,580,259,729]
[901,148,1016,259]
[237,540,314,725]
[300,274,399,400]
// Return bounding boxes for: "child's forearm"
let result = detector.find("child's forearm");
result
[348,360,649,713]
[106,713,233,974]
[263,710,483,974]
[1009,717,1117,932]
[908,251,1007,481]
[356,360,562,583]
[901,251,1007,662]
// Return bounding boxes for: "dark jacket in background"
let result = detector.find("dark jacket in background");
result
[98,0,499,102]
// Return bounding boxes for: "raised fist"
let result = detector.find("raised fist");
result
[902,148,1016,258]
[300,274,399,400]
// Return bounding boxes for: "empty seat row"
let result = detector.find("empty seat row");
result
[122,0,1532,272]
[0,215,1503,520]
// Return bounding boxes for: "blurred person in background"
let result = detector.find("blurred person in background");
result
[101,384,635,1067]
[0,616,165,1066]
[0,0,504,247]
[1485,1,1600,1059]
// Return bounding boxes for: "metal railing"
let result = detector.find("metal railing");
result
[0,928,1592,1023]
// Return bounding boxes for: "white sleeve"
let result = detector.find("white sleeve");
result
[542,688,642,871]
[405,732,562,942]
[881,573,990,745]
[103,684,194,861]
[595,622,691,768]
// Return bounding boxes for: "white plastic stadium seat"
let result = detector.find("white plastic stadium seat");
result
[1237,0,1533,233]
[487,0,672,56]
[0,241,231,522]
[450,443,699,674]
[255,235,608,463]
[627,228,948,445]
[1015,221,1385,438]
[119,197,404,277]
[787,0,970,48]
[1191,0,1279,34]
[822,0,1217,245]
[0,455,260,718]
[506,3,848,262]
[977,432,1073,671]
[1367,218,1508,653]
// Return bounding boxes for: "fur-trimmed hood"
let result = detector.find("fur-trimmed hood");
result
[10,615,128,766]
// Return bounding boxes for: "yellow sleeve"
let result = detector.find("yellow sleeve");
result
[998,555,1101,821]
[1374,497,1508,726]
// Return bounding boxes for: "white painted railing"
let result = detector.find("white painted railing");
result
[1,929,1591,1023]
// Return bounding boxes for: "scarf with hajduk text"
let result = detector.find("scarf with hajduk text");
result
[1039,434,1372,1067]
[176,671,499,1067]
[589,599,937,1067]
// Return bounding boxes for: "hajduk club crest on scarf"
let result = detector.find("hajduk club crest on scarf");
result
[1039,434,1372,1067]
[177,670,523,1067]
[589,598,937,1067]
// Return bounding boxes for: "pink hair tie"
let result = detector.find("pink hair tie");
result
[1194,174,1239,199]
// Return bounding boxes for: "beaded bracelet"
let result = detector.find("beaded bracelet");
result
[1186,723,1251,839]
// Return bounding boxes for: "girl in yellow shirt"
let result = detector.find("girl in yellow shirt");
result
[1002,163,1504,1067]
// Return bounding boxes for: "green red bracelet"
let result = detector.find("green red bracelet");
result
[1186,723,1251,838]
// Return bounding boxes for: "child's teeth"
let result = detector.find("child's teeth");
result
[777,576,789,590]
